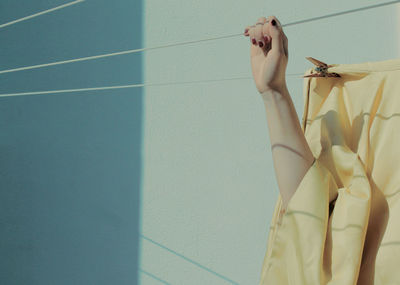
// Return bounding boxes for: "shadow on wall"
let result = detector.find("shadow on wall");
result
[0,1,143,284]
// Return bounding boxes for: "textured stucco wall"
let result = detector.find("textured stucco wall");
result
[141,1,400,284]
[0,1,142,284]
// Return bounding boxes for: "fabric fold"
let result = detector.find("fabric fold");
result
[259,126,372,285]
[259,57,398,285]
[260,156,342,284]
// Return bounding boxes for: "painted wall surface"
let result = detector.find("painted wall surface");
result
[0,1,142,284]
[0,1,399,285]
[141,1,400,284]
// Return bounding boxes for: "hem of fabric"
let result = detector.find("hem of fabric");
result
[302,57,400,75]
[327,57,400,73]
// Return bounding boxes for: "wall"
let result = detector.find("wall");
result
[0,1,399,285]
[141,1,400,284]
[0,1,142,284]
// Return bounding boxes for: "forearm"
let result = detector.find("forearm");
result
[261,86,315,211]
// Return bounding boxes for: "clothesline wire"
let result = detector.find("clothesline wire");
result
[276,0,400,27]
[0,1,399,98]
[0,0,84,30]
[0,0,398,77]
[0,74,306,98]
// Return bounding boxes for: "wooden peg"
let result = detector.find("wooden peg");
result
[303,57,341,78]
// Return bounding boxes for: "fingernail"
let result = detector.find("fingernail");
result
[244,28,249,33]
[264,36,268,42]
[271,19,276,26]
[252,38,256,44]
[258,41,263,47]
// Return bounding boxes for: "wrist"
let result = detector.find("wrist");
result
[261,85,290,102]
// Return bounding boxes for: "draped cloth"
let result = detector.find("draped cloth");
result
[258,57,400,284]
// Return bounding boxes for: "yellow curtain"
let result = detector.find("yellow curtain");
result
[259,57,400,284]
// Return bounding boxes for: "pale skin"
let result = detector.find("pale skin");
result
[243,15,315,211]
[244,16,389,283]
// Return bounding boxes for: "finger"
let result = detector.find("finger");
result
[244,25,251,36]
[254,16,267,48]
[266,15,285,54]
[277,19,288,57]
[249,24,257,46]
[261,23,271,48]
[282,32,289,58]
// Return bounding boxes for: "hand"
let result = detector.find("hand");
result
[244,16,289,97]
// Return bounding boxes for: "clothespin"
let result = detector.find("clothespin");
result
[303,57,341,78]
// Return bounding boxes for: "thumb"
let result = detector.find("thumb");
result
[268,17,285,54]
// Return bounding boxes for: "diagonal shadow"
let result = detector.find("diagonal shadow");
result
[140,233,240,285]
[139,268,171,285]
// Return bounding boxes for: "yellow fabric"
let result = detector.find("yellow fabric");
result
[258,57,400,284]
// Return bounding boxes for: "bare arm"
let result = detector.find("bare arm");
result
[244,15,315,211]
[262,85,315,211]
